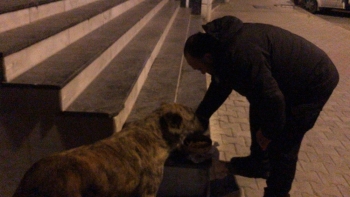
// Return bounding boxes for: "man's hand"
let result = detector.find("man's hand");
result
[256,129,271,151]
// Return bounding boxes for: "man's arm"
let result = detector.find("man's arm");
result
[195,77,232,130]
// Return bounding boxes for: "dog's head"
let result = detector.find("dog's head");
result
[158,103,205,149]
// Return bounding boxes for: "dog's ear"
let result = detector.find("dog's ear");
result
[160,102,168,107]
[122,121,131,129]
[159,112,183,147]
[160,112,182,130]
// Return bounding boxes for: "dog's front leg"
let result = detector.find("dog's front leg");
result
[140,167,163,197]
[140,177,161,197]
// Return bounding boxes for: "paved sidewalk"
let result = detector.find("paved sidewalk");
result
[208,0,350,196]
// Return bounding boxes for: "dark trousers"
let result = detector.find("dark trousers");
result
[249,93,334,196]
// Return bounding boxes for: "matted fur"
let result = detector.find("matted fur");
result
[13,103,204,197]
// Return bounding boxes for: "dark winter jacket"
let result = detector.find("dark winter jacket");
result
[195,16,339,140]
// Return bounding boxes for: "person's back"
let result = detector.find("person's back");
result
[246,23,337,98]
[206,18,339,104]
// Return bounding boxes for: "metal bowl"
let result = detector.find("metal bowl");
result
[183,134,212,155]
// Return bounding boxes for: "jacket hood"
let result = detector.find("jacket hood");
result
[202,16,243,41]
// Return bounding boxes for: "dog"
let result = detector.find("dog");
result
[13,103,204,197]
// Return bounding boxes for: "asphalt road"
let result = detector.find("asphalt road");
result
[313,9,350,31]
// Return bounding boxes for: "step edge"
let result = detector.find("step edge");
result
[0,0,101,34]
[126,7,196,123]
[60,0,168,111]
[63,0,177,116]
[2,0,143,82]
[114,3,180,132]
[0,0,61,14]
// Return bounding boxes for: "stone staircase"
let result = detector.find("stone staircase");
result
[0,0,208,196]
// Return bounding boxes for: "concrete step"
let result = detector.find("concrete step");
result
[123,9,209,197]
[0,0,60,14]
[127,8,206,122]
[5,0,165,112]
[0,0,143,81]
[0,0,100,33]
[0,0,177,146]
[0,1,207,196]
[0,0,101,14]
[64,0,179,131]
[55,1,204,152]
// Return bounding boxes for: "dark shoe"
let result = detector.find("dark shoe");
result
[210,175,240,197]
[227,155,270,179]
[264,187,290,197]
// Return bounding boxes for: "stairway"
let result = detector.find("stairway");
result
[0,0,207,196]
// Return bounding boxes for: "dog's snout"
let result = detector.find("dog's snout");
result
[193,129,206,135]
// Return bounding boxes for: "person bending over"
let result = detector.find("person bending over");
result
[184,16,339,197]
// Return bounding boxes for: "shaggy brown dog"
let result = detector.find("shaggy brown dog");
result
[13,103,204,197]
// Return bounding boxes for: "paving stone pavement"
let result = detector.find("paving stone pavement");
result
[207,0,350,196]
